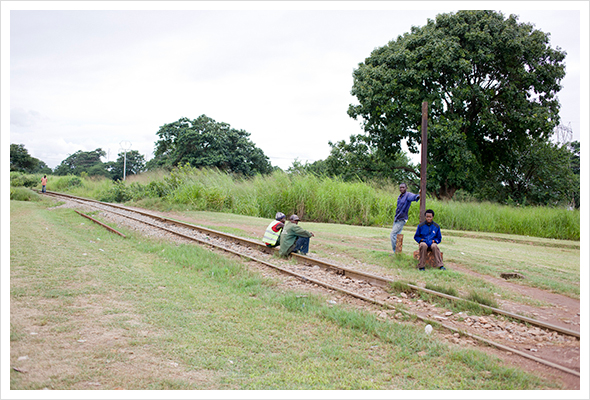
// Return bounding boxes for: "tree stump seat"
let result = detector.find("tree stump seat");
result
[413,249,444,268]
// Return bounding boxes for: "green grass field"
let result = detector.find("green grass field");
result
[9,199,558,390]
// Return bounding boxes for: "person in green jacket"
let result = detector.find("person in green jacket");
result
[279,214,314,257]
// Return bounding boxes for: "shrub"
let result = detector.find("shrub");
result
[99,181,132,203]
[10,173,38,188]
[52,175,83,190]
[10,187,42,201]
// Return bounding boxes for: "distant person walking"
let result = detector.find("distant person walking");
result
[414,209,445,271]
[41,175,48,193]
[262,212,287,248]
[390,183,420,254]
[279,215,314,257]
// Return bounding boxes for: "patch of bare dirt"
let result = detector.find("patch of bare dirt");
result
[448,262,580,331]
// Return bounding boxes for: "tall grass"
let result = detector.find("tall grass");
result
[431,200,579,240]
[47,166,579,240]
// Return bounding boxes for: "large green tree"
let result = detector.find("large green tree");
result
[348,10,566,199]
[323,134,418,184]
[10,143,39,172]
[10,144,52,174]
[54,148,108,176]
[476,138,579,207]
[106,150,146,181]
[567,141,580,176]
[151,115,273,176]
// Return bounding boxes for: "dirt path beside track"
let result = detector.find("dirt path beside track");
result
[447,263,580,330]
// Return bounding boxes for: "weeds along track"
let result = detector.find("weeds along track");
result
[44,191,580,378]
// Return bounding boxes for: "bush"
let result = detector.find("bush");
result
[10,172,39,188]
[99,181,132,203]
[52,175,83,191]
[10,187,42,201]
[146,180,170,197]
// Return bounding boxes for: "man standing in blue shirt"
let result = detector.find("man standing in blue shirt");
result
[390,183,420,254]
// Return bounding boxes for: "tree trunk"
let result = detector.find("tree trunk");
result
[438,181,457,199]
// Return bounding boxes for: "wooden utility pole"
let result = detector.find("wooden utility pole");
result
[420,101,428,223]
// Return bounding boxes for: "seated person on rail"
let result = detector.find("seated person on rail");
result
[279,214,314,257]
[262,212,287,248]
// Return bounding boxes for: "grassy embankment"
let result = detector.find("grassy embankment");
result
[14,166,580,241]
[10,199,555,389]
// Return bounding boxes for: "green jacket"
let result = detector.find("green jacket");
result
[279,221,313,257]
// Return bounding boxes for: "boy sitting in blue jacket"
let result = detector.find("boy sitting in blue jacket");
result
[414,209,446,271]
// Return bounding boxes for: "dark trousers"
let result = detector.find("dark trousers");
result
[290,237,310,255]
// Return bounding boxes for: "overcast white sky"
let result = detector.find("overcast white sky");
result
[3,1,588,171]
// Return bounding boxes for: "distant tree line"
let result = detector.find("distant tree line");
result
[10,144,147,181]
[147,115,274,176]
[9,115,276,181]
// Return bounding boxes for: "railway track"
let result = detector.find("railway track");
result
[44,190,581,378]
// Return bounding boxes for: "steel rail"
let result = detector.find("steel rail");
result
[46,191,580,377]
[44,190,581,339]
[75,210,127,237]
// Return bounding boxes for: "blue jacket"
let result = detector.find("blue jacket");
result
[395,192,420,222]
[414,221,442,247]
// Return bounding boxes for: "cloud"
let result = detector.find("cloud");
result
[10,108,49,128]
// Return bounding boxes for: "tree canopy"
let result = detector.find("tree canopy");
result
[286,134,418,189]
[348,10,567,200]
[10,143,39,172]
[150,115,273,176]
[106,150,146,181]
[10,143,52,174]
[323,134,417,184]
[476,139,579,207]
[53,148,108,177]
